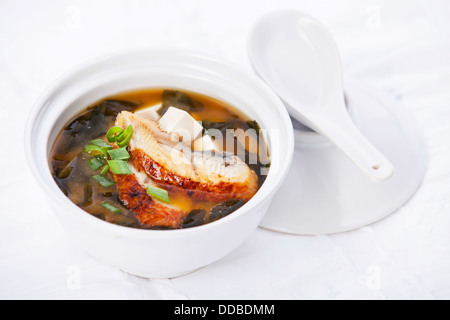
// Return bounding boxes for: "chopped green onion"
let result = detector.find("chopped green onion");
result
[90,139,112,148]
[105,125,133,147]
[88,157,105,171]
[85,144,112,156]
[108,160,132,175]
[106,126,124,143]
[100,146,113,156]
[100,165,110,176]
[146,185,170,204]
[101,202,121,214]
[85,144,103,155]
[115,125,131,142]
[116,125,133,148]
[108,147,130,160]
[92,174,115,187]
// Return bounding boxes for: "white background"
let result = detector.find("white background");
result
[1,0,450,299]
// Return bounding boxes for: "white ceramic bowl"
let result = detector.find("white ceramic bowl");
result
[25,48,294,278]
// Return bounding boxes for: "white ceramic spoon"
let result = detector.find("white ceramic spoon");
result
[248,10,394,181]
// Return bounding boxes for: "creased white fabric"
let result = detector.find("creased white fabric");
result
[1,0,449,300]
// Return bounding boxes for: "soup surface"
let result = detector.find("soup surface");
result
[50,89,269,229]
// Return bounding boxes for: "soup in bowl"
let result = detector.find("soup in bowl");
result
[26,49,294,278]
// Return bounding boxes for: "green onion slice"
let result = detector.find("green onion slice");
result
[106,125,133,147]
[146,185,170,204]
[115,125,131,142]
[100,165,110,176]
[108,147,130,160]
[85,144,103,155]
[90,139,112,148]
[88,157,105,171]
[116,125,133,148]
[108,160,132,175]
[92,175,116,187]
[106,126,124,143]
[85,144,112,156]
[101,202,121,214]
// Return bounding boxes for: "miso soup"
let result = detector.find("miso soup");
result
[50,89,270,229]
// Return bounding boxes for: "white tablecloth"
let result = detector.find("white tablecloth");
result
[1,0,449,300]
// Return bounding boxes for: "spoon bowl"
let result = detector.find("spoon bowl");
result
[248,10,394,181]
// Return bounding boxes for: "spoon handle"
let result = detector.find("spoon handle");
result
[312,114,394,182]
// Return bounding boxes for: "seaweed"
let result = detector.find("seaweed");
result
[208,199,245,223]
[158,90,203,115]
[99,100,140,117]
[81,184,93,207]
[182,209,207,229]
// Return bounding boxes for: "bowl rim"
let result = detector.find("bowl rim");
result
[25,47,295,238]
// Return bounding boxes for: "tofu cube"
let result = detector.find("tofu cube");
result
[158,107,203,143]
[135,103,162,121]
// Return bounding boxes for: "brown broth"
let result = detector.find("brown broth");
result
[50,88,269,229]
